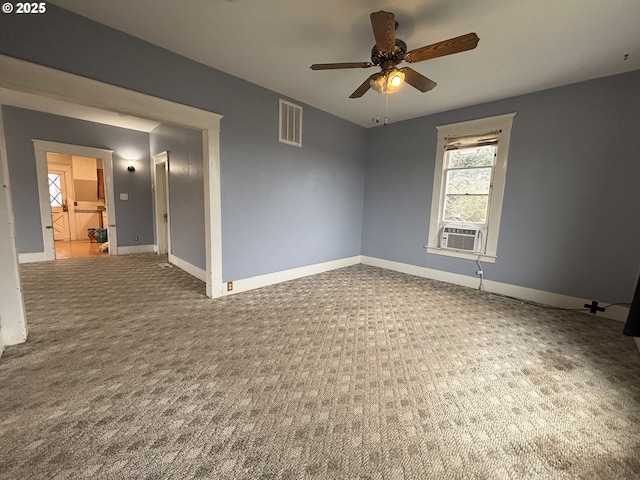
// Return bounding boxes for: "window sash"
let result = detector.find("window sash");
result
[441,147,496,226]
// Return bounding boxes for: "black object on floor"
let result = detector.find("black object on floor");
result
[623,274,640,337]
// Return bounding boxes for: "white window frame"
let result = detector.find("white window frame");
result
[427,112,516,263]
[278,98,302,147]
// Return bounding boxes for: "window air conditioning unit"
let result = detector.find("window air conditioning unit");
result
[441,224,486,253]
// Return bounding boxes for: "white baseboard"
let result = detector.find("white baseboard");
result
[117,244,155,255]
[361,256,630,323]
[223,255,362,296]
[169,253,206,282]
[18,252,46,264]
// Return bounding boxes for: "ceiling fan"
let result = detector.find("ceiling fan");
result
[310,11,479,98]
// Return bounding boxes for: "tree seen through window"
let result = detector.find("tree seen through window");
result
[443,146,495,224]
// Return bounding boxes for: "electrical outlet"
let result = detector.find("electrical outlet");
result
[227,281,233,292]
[476,270,483,275]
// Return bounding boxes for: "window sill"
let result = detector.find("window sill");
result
[426,246,496,263]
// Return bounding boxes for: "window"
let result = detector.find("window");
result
[279,98,302,147]
[427,113,516,262]
[48,173,63,207]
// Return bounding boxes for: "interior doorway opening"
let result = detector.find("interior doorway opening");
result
[153,151,170,256]
[47,152,110,259]
[0,54,223,349]
[33,140,117,261]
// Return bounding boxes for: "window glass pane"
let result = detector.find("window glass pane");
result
[48,173,62,207]
[448,145,495,168]
[444,195,489,223]
[445,167,491,195]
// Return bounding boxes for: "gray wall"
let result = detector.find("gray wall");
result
[362,70,640,303]
[2,4,638,304]
[2,106,153,252]
[221,106,365,280]
[0,5,367,280]
[150,124,206,270]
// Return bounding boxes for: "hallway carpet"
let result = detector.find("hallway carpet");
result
[1,254,639,479]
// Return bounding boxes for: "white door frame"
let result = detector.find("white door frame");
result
[152,151,170,255]
[34,140,117,259]
[0,54,223,347]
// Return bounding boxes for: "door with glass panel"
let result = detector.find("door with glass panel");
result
[48,170,71,241]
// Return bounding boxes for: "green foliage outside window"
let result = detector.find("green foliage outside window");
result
[443,146,495,223]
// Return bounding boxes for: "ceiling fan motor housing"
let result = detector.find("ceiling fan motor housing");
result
[371,39,407,65]
[310,11,478,99]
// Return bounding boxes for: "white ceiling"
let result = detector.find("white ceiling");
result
[48,0,640,127]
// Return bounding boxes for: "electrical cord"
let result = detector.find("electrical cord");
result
[475,229,485,292]
[485,292,631,312]
[470,229,630,313]
[433,224,630,313]
[476,257,484,292]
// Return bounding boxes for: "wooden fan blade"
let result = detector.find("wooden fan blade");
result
[400,67,437,93]
[370,11,395,54]
[405,33,479,63]
[310,62,373,70]
[349,73,379,99]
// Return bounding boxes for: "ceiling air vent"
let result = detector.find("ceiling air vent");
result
[279,99,302,147]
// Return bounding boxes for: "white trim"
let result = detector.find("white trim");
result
[428,113,516,260]
[425,247,496,263]
[117,244,155,255]
[203,128,223,297]
[33,140,116,259]
[0,54,222,300]
[223,256,362,296]
[362,255,480,288]
[0,104,28,346]
[18,252,47,264]
[169,253,206,282]
[361,256,630,323]
[152,152,170,256]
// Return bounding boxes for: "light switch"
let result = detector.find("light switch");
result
[119,193,129,201]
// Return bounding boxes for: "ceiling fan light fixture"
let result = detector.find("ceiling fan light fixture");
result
[388,70,404,89]
[369,74,386,93]
[369,70,405,94]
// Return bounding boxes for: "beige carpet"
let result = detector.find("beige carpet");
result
[1,254,639,479]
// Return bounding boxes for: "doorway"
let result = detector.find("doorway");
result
[153,152,170,255]
[47,152,109,259]
[0,54,223,349]
[33,140,117,261]
[48,167,72,242]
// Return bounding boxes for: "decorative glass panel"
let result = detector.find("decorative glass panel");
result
[48,173,62,207]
